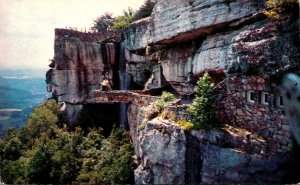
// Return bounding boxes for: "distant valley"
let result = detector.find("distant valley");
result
[0,69,50,136]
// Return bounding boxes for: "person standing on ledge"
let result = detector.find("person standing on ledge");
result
[101,77,111,91]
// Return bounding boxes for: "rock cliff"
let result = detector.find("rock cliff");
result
[127,102,300,184]
[47,0,299,184]
[46,29,120,123]
[126,0,299,181]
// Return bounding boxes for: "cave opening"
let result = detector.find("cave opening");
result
[76,103,120,137]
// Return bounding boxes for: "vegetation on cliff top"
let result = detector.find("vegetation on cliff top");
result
[91,0,156,31]
[0,100,135,184]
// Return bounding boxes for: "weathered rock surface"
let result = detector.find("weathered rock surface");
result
[47,0,300,183]
[47,34,118,103]
[123,0,298,96]
[134,118,187,184]
[133,110,300,184]
[125,19,298,95]
[46,29,119,122]
[123,0,263,51]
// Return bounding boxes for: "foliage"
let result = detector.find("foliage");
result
[0,100,135,184]
[132,0,156,22]
[91,0,156,31]
[27,99,59,138]
[175,120,194,131]
[0,159,27,184]
[159,110,195,131]
[155,91,176,112]
[263,0,298,19]
[188,73,218,130]
[91,13,115,32]
[76,127,135,184]
[159,110,176,121]
[111,7,134,30]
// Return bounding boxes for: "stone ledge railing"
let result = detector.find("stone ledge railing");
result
[85,90,160,106]
[55,28,121,42]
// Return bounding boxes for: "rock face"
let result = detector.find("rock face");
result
[135,118,186,184]
[46,29,120,122]
[121,0,299,183]
[131,104,300,184]
[123,0,264,50]
[47,0,300,184]
[123,0,298,96]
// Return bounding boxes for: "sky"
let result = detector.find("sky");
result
[0,0,144,70]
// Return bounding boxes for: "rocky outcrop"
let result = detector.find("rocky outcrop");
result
[135,118,186,184]
[46,0,299,183]
[122,0,298,96]
[123,0,265,94]
[123,0,264,51]
[46,29,120,122]
[132,105,300,184]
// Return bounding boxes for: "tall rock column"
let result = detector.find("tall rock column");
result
[46,29,120,123]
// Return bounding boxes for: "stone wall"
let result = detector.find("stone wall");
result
[217,75,292,154]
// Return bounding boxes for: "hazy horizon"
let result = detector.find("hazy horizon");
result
[0,0,145,70]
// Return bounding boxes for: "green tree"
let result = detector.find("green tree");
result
[0,159,27,184]
[0,128,23,160]
[26,99,59,138]
[112,7,134,30]
[91,12,115,32]
[155,91,176,112]
[0,100,135,184]
[76,128,134,184]
[188,73,217,129]
[132,0,156,21]
[26,142,54,183]
[50,127,81,183]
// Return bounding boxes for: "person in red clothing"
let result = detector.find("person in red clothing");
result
[101,77,111,91]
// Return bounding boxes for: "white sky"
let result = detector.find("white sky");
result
[0,0,144,70]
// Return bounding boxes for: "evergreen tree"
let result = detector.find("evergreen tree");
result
[188,73,217,129]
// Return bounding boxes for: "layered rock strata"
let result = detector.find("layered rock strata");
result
[130,104,300,184]
[47,0,299,183]
[46,29,120,122]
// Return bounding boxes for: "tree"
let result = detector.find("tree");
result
[76,128,135,184]
[26,142,54,183]
[91,13,115,32]
[0,128,23,160]
[0,159,27,184]
[26,100,59,138]
[111,7,134,30]
[188,73,217,129]
[132,0,156,22]
[0,100,135,184]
